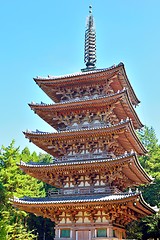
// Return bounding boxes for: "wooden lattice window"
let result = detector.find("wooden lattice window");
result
[60,229,70,238]
[97,228,107,237]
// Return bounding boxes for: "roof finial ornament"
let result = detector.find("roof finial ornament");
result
[89,5,92,14]
[82,5,96,72]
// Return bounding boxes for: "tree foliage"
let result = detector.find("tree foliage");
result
[127,126,160,239]
[0,141,53,240]
[139,126,160,179]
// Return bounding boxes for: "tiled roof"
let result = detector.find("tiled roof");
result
[20,152,135,167]
[24,119,147,156]
[33,62,140,106]
[19,151,153,185]
[29,88,143,130]
[30,89,125,106]
[34,63,123,80]
[25,118,130,135]
[12,192,138,205]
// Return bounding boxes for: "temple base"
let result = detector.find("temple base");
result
[54,222,126,240]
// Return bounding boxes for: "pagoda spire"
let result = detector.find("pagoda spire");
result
[83,5,96,71]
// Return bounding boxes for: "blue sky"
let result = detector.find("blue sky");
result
[0,0,160,153]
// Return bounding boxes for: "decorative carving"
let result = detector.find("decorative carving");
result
[88,173,97,185]
[53,114,72,126]
[39,204,137,226]
[102,80,114,95]
[71,174,80,186]
[55,81,114,102]
[74,113,83,124]
[67,210,78,223]
[75,86,84,97]
[85,111,94,123]
[40,208,63,223]
[56,87,74,101]
[86,208,98,223]
[51,101,123,131]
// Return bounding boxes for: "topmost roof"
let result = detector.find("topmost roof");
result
[34,63,140,106]
[34,62,123,81]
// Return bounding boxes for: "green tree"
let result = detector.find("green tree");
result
[0,141,45,240]
[127,126,160,239]
[26,152,55,240]
[138,126,160,177]
[27,215,54,240]
[38,152,53,164]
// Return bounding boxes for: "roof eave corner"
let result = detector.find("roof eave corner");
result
[139,192,158,214]
[120,63,140,106]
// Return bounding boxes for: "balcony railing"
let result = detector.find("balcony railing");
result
[48,186,122,197]
[55,152,115,162]
[60,93,107,103]
[64,122,111,131]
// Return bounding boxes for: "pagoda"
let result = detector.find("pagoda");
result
[12,6,156,240]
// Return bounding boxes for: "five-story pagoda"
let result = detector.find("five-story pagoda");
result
[12,6,156,240]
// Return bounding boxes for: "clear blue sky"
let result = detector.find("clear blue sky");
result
[1,0,160,153]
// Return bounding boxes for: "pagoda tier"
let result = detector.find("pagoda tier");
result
[19,152,152,191]
[24,120,147,159]
[12,192,155,239]
[29,89,143,131]
[34,63,140,106]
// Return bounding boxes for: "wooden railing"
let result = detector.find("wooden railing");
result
[55,152,114,162]
[65,122,111,131]
[48,186,122,197]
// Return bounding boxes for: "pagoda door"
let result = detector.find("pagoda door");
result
[76,230,91,240]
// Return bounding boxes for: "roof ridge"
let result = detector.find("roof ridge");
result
[34,63,123,80]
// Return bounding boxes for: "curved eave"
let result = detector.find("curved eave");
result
[124,121,147,155]
[19,152,152,187]
[121,153,152,184]
[34,66,120,103]
[29,89,143,130]
[19,152,136,168]
[128,193,157,215]
[120,65,140,105]
[34,63,139,105]
[24,120,147,156]
[12,192,156,217]
[140,194,158,214]
[12,192,139,206]
[34,63,121,83]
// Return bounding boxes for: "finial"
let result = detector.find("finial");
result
[82,5,96,72]
[89,5,92,14]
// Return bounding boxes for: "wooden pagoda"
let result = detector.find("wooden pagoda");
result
[12,6,156,240]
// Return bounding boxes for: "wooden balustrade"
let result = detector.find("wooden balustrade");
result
[48,186,122,197]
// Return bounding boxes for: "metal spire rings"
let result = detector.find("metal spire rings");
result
[84,5,96,70]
